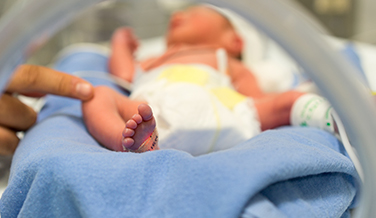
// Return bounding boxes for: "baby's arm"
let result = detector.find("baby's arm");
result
[109,27,139,82]
[82,86,146,151]
[228,60,264,98]
[227,60,307,130]
[253,91,304,131]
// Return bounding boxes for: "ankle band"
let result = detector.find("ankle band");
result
[124,129,159,153]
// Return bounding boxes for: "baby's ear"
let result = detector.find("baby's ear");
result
[232,32,244,56]
[223,31,243,58]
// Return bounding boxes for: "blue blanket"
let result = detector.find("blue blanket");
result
[0,47,359,218]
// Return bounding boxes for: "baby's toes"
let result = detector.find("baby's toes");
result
[125,119,137,130]
[122,137,135,148]
[122,128,135,138]
[138,104,153,121]
[132,114,142,124]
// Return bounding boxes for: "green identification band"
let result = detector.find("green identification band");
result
[290,94,334,133]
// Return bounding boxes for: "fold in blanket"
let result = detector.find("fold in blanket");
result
[0,48,359,218]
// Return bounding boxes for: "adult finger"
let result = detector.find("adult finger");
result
[0,94,37,130]
[6,65,94,101]
[0,126,19,155]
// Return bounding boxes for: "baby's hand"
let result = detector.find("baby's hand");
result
[111,27,139,54]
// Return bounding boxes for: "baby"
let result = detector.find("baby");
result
[82,5,333,155]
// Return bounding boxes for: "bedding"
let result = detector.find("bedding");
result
[0,48,360,217]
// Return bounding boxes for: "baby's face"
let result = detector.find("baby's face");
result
[166,6,232,47]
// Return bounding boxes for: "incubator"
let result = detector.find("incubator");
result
[0,0,376,217]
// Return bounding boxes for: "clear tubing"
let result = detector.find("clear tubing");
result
[0,0,104,93]
[0,0,375,216]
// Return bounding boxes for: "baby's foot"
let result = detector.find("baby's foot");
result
[122,104,158,152]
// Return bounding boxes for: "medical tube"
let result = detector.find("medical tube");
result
[0,0,375,216]
[0,0,104,93]
[200,0,376,217]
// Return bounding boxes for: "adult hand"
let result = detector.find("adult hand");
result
[0,64,94,155]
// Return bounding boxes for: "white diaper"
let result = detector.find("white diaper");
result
[130,64,261,156]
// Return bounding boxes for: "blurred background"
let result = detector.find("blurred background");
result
[0,0,375,65]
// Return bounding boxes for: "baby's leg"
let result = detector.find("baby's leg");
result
[253,91,304,131]
[109,27,138,82]
[82,86,157,152]
[122,104,159,152]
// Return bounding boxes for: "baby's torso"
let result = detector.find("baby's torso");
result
[140,45,227,73]
[135,45,234,92]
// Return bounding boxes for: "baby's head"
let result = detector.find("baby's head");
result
[166,5,243,58]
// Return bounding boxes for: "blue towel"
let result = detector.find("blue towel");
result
[0,47,359,218]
